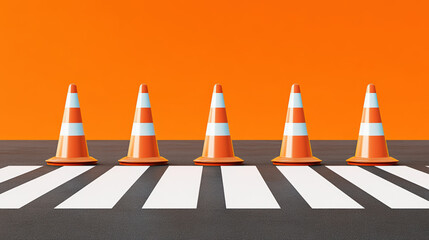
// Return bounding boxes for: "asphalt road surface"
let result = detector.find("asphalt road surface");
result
[0,140,428,240]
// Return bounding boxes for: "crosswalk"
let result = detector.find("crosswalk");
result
[0,165,428,210]
[277,166,363,209]
[376,166,429,190]
[0,166,93,209]
[327,166,429,209]
[0,166,42,183]
[57,166,149,209]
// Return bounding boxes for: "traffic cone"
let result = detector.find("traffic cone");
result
[118,84,168,165]
[46,84,97,166]
[194,84,244,166]
[272,84,321,165]
[346,84,398,165]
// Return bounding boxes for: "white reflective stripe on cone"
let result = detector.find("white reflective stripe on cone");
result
[136,93,151,108]
[65,93,80,108]
[60,123,85,136]
[284,123,308,136]
[363,93,379,108]
[206,123,230,136]
[288,93,303,108]
[210,93,225,108]
[131,123,155,136]
[359,123,384,136]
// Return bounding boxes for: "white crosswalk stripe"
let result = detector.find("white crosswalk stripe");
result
[0,166,42,183]
[56,166,149,209]
[376,166,429,190]
[221,166,280,209]
[0,166,93,209]
[277,166,363,209]
[143,166,203,209]
[327,166,429,209]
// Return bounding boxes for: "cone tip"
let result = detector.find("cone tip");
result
[291,83,301,93]
[139,84,149,93]
[68,84,78,93]
[367,84,376,93]
[214,83,223,93]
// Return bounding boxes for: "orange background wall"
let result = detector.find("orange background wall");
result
[0,0,428,140]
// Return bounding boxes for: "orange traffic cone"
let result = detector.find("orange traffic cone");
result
[272,84,321,165]
[118,84,168,165]
[46,84,97,166]
[346,84,398,166]
[194,84,244,166]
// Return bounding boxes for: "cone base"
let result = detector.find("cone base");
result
[46,156,98,166]
[118,156,168,166]
[271,156,322,166]
[346,156,398,166]
[194,156,244,166]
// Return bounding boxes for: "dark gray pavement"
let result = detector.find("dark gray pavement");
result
[0,140,428,239]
